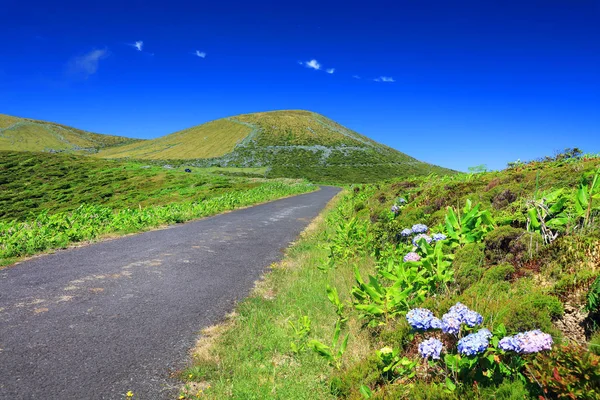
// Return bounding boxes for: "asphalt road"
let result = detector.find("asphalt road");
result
[0,186,340,399]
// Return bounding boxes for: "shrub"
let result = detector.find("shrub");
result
[483,263,515,284]
[453,243,485,290]
[526,344,600,399]
[484,226,541,265]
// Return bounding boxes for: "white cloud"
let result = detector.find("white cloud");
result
[303,59,321,70]
[133,41,143,51]
[195,50,206,58]
[326,68,335,74]
[352,75,361,79]
[68,49,108,79]
[374,76,395,83]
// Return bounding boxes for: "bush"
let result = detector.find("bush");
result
[484,226,541,265]
[329,354,381,398]
[453,243,485,290]
[526,344,600,399]
[590,330,600,356]
[483,263,515,283]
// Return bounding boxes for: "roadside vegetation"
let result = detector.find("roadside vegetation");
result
[180,149,600,399]
[0,151,315,267]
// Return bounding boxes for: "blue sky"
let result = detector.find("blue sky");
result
[0,0,598,171]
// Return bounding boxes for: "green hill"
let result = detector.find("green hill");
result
[97,110,454,183]
[0,114,141,154]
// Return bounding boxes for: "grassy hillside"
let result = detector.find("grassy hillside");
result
[0,150,315,266]
[97,119,252,159]
[180,153,600,399]
[0,114,140,153]
[0,151,275,221]
[97,110,454,183]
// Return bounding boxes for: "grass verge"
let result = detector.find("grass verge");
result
[178,190,373,399]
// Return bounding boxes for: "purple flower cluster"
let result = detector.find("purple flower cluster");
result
[498,330,553,353]
[391,205,401,214]
[441,302,484,334]
[406,308,441,330]
[412,234,432,246]
[418,338,443,360]
[432,233,447,242]
[403,252,421,262]
[400,228,413,237]
[412,224,428,234]
[457,329,491,356]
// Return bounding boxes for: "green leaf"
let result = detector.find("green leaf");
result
[359,385,373,399]
[445,377,457,391]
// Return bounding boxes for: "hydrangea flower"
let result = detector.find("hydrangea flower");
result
[457,331,490,356]
[403,252,421,262]
[499,330,553,353]
[396,197,407,205]
[391,205,400,214]
[477,328,493,340]
[412,234,432,246]
[498,336,520,352]
[418,338,443,360]
[462,310,484,327]
[432,233,447,242]
[406,308,436,330]
[448,302,470,322]
[429,317,442,329]
[441,312,461,335]
[412,224,428,234]
[400,228,413,237]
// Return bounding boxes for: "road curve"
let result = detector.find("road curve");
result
[0,186,340,399]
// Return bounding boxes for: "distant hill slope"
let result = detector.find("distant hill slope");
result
[97,110,454,182]
[0,114,141,154]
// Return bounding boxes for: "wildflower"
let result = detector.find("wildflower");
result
[432,233,447,242]
[126,391,134,398]
[406,308,436,330]
[391,205,400,214]
[403,252,421,263]
[499,330,553,353]
[400,228,413,237]
[418,338,443,360]
[396,197,407,205]
[457,331,489,356]
[412,234,432,246]
[441,312,461,335]
[462,310,484,327]
[412,224,428,234]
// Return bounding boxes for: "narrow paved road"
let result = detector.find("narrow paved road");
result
[0,186,340,399]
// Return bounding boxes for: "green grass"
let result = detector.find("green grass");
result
[97,119,252,159]
[0,150,316,266]
[0,151,269,221]
[0,113,140,153]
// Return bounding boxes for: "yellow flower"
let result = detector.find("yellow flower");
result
[188,374,193,378]
[126,391,134,398]
[179,396,185,399]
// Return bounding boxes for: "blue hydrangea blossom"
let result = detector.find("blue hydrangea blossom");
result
[412,234,432,246]
[499,330,553,353]
[411,224,428,234]
[441,312,461,335]
[457,330,490,356]
[391,205,400,214]
[400,228,413,237]
[432,233,447,242]
[406,308,436,330]
[418,338,443,360]
[403,252,421,262]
